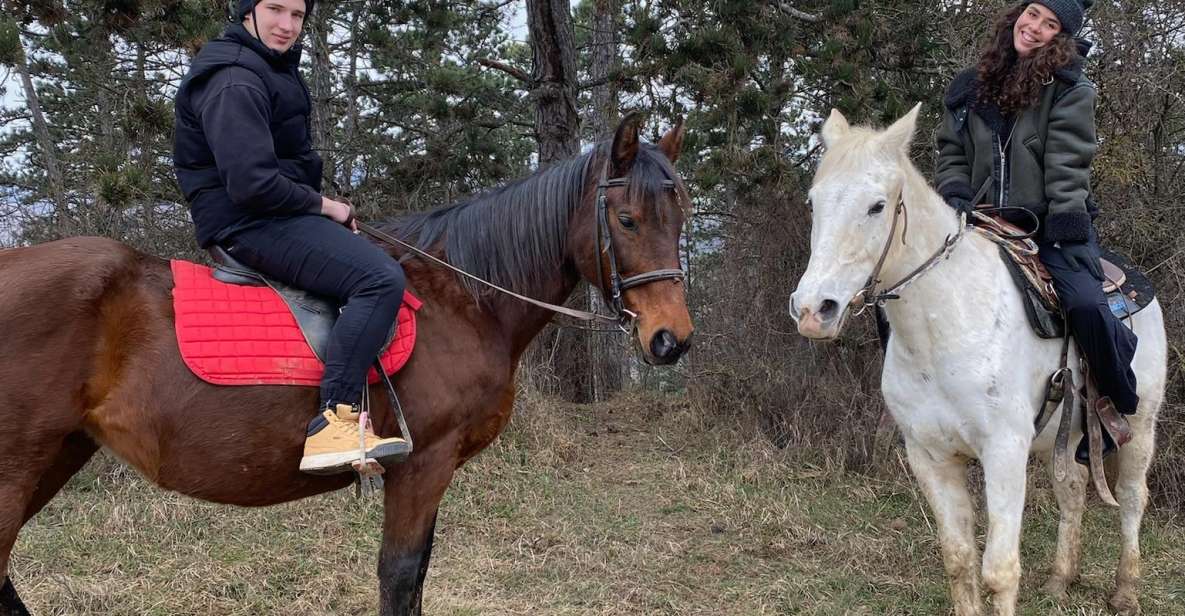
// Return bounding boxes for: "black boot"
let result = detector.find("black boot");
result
[1074,430,1116,466]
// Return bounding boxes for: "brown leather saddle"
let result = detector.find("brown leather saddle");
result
[972,214,1154,340]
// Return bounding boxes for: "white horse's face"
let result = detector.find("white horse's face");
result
[790,105,921,339]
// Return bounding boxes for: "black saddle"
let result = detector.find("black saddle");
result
[207,246,395,362]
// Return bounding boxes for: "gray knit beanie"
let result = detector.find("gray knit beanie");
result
[1029,0,1091,36]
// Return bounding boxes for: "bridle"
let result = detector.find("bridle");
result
[593,164,686,325]
[847,192,968,317]
[357,157,686,332]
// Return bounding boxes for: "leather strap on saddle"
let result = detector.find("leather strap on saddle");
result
[1080,361,1131,507]
[971,211,1126,306]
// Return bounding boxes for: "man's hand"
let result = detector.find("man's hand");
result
[321,196,358,232]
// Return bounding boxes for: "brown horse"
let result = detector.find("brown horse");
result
[0,114,693,616]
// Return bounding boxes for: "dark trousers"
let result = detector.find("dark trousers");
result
[221,215,406,408]
[1038,233,1140,414]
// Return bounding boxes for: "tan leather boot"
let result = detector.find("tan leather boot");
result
[299,404,409,475]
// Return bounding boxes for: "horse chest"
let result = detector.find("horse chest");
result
[882,355,1007,456]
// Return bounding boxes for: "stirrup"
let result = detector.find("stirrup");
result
[353,403,386,496]
[1074,396,1132,467]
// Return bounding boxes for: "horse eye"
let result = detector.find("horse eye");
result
[617,214,637,231]
[867,200,886,215]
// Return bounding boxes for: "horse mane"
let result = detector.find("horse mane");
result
[382,142,684,301]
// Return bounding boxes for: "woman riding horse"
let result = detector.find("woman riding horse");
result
[934,0,1137,462]
[173,0,408,474]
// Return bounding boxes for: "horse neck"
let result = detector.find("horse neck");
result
[398,150,600,360]
[489,170,599,360]
[877,161,1011,343]
[498,265,584,361]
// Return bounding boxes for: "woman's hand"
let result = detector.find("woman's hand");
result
[1060,241,1104,281]
[321,196,358,232]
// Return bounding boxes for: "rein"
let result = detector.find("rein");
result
[356,161,684,332]
[850,196,968,315]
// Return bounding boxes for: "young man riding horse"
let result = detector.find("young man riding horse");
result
[173,0,407,474]
[935,0,1137,463]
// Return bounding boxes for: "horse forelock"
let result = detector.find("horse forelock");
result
[629,144,690,225]
[383,142,684,302]
[814,126,892,186]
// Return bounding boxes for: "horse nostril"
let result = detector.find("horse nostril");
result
[650,329,679,361]
[819,299,840,320]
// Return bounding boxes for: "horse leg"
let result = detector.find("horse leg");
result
[979,443,1029,616]
[0,432,98,616]
[905,441,981,616]
[0,576,30,616]
[23,432,99,523]
[0,446,67,615]
[377,447,455,616]
[1042,453,1087,602]
[1108,425,1154,616]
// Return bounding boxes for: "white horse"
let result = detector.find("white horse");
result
[790,105,1166,616]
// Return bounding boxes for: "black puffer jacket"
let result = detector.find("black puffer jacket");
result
[174,24,323,247]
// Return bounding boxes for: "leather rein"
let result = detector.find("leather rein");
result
[356,161,685,332]
[849,194,968,316]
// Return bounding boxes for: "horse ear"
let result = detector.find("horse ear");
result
[611,111,645,176]
[657,116,685,163]
[821,109,850,148]
[879,103,922,157]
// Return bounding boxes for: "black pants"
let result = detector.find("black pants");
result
[222,215,406,408]
[1038,233,1140,414]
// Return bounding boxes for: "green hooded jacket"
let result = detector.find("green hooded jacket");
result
[935,41,1098,243]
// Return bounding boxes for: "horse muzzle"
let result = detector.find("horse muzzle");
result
[789,293,845,340]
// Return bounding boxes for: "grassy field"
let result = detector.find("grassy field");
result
[11,394,1185,615]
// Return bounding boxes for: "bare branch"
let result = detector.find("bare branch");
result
[777,3,821,22]
[476,57,531,83]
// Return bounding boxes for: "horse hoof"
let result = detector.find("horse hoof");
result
[1108,590,1140,616]
[1041,577,1070,603]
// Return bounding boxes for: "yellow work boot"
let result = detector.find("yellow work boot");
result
[299,403,410,475]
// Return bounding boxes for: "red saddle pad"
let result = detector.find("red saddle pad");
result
[170,260,420,386]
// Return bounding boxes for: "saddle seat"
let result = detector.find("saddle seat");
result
[207,245,396,363]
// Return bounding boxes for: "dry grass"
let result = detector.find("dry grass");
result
[11,392,1185,615]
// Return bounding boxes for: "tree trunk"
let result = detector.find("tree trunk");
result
[587,0,619,141]
[13,32,66,220]
[586,0,623,399]
[525,0,587,402]
[309,3,336,190]
[526,0,580,164]
[341,3,362,193]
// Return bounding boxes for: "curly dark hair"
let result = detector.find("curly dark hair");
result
[976,3,1078,114]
